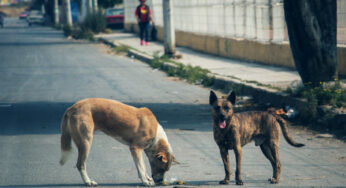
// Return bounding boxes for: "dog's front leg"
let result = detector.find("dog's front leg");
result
[130,146,155,186]
[219,145,231,184]
[234,141,243,185]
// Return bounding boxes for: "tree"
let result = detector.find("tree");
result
[98,0,123,8]
[283,0,337,86]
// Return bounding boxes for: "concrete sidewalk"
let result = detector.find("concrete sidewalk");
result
[95,31,346,139]
[96,31,302,91]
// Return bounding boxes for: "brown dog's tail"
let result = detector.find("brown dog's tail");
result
[59,111,72,165]
[276,116,305,147]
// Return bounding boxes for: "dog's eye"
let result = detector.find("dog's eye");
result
[223,106,229,111]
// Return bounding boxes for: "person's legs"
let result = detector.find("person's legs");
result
[139,22,145,45]
[144,22,150,45]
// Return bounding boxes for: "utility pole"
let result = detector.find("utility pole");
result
[162,0,176,56]
[54,0,59,25]
[65,0,72,27]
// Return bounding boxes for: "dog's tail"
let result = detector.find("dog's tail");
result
[276,116,305,147]
[59,110,72,166]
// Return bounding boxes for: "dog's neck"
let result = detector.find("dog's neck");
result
[147,124,173,153]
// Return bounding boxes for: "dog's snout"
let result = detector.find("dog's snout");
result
[152,175,164,184]
[219,113,225,121]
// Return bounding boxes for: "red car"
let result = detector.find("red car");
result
[19,11,29,20]
[105,8,124,28]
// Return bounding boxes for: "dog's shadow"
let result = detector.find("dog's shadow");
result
[0,180,280,187]
[0,183,140,188]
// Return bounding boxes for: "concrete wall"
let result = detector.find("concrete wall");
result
[125,22,346,76]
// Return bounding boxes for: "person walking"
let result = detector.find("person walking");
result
[135,0,154,46]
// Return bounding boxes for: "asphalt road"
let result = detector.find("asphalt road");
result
[0,18,345,187]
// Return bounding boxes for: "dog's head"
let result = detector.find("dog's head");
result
[148,139,178,184]
[209,90,236,129]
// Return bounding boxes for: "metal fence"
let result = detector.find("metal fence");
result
[338,0,346,44]
[125,0,346,45]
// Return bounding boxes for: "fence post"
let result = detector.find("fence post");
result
[272,0,284,43]
[234,0,245,38]
[256,0,271,43]
[245,0,256,39]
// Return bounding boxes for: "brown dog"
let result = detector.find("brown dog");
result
[59,98,176,186]
[209,91,304,185]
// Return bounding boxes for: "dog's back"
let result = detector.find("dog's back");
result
[230,111,304,147]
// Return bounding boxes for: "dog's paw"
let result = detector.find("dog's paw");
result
[143,178,155,187]
[268,178,279,184]
[236,179,243,185]
[219,179,229,184]
[85,180,98,187]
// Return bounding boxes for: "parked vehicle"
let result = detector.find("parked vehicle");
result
[27,10,45,26]
[105,8,124,28]
[0,12,5,28]
[19,11,29,20]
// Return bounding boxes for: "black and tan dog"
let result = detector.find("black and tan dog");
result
[209,91,304,185]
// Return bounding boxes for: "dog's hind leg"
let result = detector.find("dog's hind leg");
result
[260,142,276,182]
[268,140,281,184]
[76,141,97,187]
[70,117,98,187]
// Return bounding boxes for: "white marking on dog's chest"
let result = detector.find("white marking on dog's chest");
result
[155,124,173,153]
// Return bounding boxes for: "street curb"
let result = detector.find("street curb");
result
[98,36,346,135]
[211,74,309,113]
[98,37,308,109]
[128,49,154,63]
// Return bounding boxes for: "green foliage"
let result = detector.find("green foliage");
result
[84,9,106,34]
[150,54,215,87]
[63,25,72,36]
[293,78,346,108]
[71,25,94,41]
[54,24,63,30]
[62,24,94,41]
[113,45,131,54]
[104,28,113,34]
[98,0,123,8]
[150,53,164,68]
[226,83,244,95]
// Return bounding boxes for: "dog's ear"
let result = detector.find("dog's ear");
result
[209,90,218,105]
[227,91,236,105]
[156,152,168,163]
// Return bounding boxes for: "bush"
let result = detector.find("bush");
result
[63,25,72,36]
[294,78,346,108]
[71,25,94,41]
[84,9,106,34]
[104,28,113,34]
[54,24,63,30]
[113,45,131,54]
[151,54,215,86]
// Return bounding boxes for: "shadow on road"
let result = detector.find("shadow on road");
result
[0,101,213,135]
[0,183,140,187]
[0,41,90,47]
